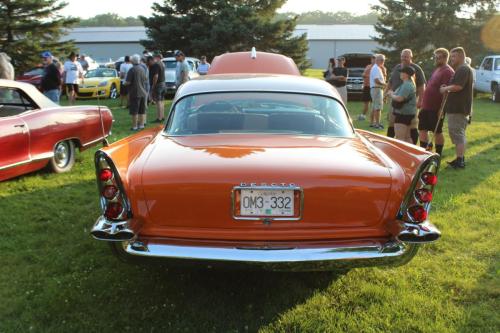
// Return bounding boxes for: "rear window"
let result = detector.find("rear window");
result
[165,92,354,137]
[163,61,177,69]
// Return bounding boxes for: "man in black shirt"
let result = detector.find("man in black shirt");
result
[327,56,349,104]
[385,49,426,143]
[439,47,474,169]
[149,53,166,122]
[40,51,61,103]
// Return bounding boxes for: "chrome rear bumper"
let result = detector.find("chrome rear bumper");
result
[119,239,419,271]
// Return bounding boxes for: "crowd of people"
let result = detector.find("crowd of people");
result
[326,47,474,169]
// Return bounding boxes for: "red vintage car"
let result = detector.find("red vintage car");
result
[0,79,113,181]
[91,51,440,271]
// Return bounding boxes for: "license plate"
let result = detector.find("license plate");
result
[239,189,294,217]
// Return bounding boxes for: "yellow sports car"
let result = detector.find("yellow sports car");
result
[77,68,121,99]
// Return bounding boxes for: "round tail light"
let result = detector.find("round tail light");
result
[105,202,123,220]
[421,172,438,185]
[415,188,433,203]
[99,169,113,182]
[408,205,428,223]
[102,185,118,199]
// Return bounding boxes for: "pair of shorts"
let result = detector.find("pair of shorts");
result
[362,86,371,102]
[120,82,128,96]
[129,97,146,115]
[418,109,444,133]
[388,108,419,128]
[65,84,78,93]
[394,113,415,125]
[447,113,468,145]
[152,82,165,102]
[370,88,383,110]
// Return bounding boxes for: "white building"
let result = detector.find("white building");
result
[62,25,381,68]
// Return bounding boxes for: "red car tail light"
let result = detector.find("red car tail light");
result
[421,172,438,186]
[99,169,113,182]
[408,205,428,223]
[104,202,123,220]
[102,185,119,199]
[415,188,433,203]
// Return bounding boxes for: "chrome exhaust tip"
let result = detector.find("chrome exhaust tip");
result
[397,221,441,243]
[91,216,135,241]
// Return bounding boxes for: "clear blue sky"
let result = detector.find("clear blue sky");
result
[60,0,380,19]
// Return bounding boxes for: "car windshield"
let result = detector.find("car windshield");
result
[24,68,44,76]
[84,69,116,78]
[166,92,354,137]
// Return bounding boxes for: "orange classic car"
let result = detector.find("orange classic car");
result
[91,51,440,271]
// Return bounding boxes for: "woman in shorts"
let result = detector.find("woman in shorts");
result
[387,66,417,143]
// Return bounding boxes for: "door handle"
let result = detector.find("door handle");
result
[14,124,25,128]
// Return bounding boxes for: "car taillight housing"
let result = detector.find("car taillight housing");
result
[95,152,130,221]
[398,157,439,226]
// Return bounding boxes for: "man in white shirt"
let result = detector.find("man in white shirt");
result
[63,52,84,105]
[119,55,133,107]
[369,54,387,129]
[197,56,210,75]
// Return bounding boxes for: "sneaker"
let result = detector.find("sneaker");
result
[130,127,138,131]
[447,158,465,169]
[376,124,384,129]
[358,114,366,121]
[369,124,376,128]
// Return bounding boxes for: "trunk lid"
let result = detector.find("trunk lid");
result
[139,134,393,238]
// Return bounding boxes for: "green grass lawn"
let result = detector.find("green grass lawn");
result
[0,82,499,332]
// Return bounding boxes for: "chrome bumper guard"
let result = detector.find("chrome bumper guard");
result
[91,216,135,241]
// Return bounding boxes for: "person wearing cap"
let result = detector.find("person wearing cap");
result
[385,49,426,144]
[149,52,166,122]
[418,48,454,155]
[175,50,190,87]
[40,51,62,103]
[327,56,349,104]
[63,52,84,105]
[386,66,417,143]
[197,56,210,75]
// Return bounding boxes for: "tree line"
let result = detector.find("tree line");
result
[0,0,498,73]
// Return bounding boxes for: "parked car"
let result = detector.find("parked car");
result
[162,57,200,96]
[94,57,115,68]
[341,53,372,100]
[15,66,44,90]
[474,55,500,103]
[77,68,120,99]
[0,79,113,181]
[91,51,440,271]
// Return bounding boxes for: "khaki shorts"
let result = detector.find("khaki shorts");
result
[388,108,418,129]
[447,113,468,145]
[370,88,383,110]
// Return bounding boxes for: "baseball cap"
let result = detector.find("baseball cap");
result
[399,66,415,76]
[174,50,184,57]
[41,51,53,58]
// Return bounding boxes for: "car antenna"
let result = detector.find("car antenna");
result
[251,47,257,59]
[96,81,109,147]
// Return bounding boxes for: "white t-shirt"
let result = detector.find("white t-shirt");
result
[63,60,83,84]
[119,63,133,83]
[370,63,385,88]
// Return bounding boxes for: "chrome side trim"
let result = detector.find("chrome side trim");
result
[0,152,53,171]
[120,239,419,270]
